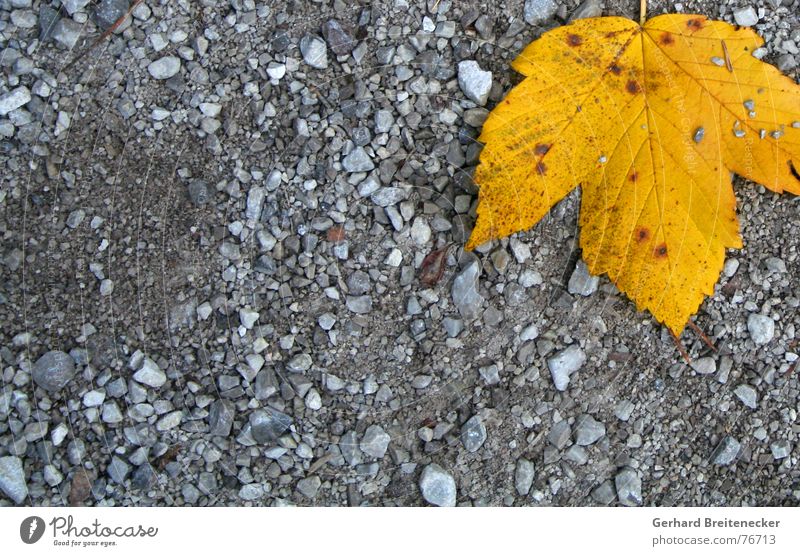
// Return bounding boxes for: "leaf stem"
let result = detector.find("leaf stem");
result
[640,0,647,25]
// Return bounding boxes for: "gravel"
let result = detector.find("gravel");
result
[524,0,558,25]
[360,425,391,459]
[568,260,599,296]
[732,6,758,27]
[452,261,484,320]
[0,456,27,504]
[615,467,642,507]
[710,437,741,466]
[547,345,586,391]
[419,464,457,507]
[733,384,758,409]
[457,61,493,106]
[574,414,606,446]
[461,415,487,452]
[300,35,328,69]
[0,86,31,116]
[147,56,182,80]
[515,458,535,496]
[747,314,775,345]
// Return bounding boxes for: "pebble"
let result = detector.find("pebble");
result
[322,19,355,56]
[82,390,105,407]
[547,344,586,391]
[51,18,82,49]
[479,364,500,385]
[305,389,322,410]
[208,400,235,436]
[419,464,457,507]
[107,456,130,484]
[245,187,266,220]
[287,353,312,372]
[770,440,791,460]
[297,476,322,498]
[568,260,599,296]
[547,419,572,449]
[747,314,774,345]
[133,358,167,388]
[300,35,328,69]
[732,6,758,27]
[0,86,31,116]
[239,308,259,329]
[187,180,211,206]
[239,483,265,501]
[360,425,391,459]
[461,415,487,452]
[691,357,716,375]
[515,458,535,496]
[457,61,492,106]
[63,0,91,14]
[452,261,483,320]
[614,400,635,421]
[570,0,603,20]
[342,146,375,173]
[733,384,757,409]
[249,408,292,443]
[94,0,129,30]
[147,56,182,80]
[0,456,27,504]
[30,350,76,395]
[615,467,642,507]
[524,0,558,25]
[346,295,372,314]
[710,436,741,465]
[574,414,606,446]
[591,480,616,505]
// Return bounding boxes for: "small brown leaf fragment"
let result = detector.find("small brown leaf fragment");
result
[419,244,451,287]
[327,225,346,242]
[154,444,181,471]
[68,469,95,506]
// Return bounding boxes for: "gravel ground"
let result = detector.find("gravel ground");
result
[1,0,799,507]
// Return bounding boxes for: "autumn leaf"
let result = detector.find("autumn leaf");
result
[466,14,800,335]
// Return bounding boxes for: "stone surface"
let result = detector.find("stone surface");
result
[457,61,492,106]
[461,415,487,453]
[568,260,599,296]
[452,262,483,320]
[615,467,642,507]
[419,464,456,507]
[515,458,535,496]
[0,456,27,504]
[524,0,558,25]
[574,414,606,446]
[300,35,328,69]
[360,425,391,459]
[32,350,76,393]
[547,345,586,391]
[747,314,774,345]
[711,436,741,465]
[148,56,182,80]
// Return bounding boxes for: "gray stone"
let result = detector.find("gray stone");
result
[346,295,372,314]
[249,408,292,443]
[208,400,235,436]
[374,110,394,134]
[32,350,76,393]
[322,19,355,56]
[457,61,492,106]
[591,480,616,505]
[297,475,322,498]
[568,260,599,296]
[452,261,483,320]
[94,0,129,30]
[148,56,181,80]
[360,425,391,459]
[245,187,266,220]
[570,0,603,21]
[734,384,758,409]
[51,18,82,49]
[614,400,635,421]
[574,414,606,446]
[770,440,791,460]
[133,358,166,388]
[547,345,586,391]
[63,0,91,14]
[515,458,535,496]
[239,308,259,329]
[131,465,156,491]
[0,86,31,116]
[340,431,363,466]
[239,483,265,501]
[691,357,716,375]
[39,5,59,42]
[443,317,463,337]
[371,187,407,207]
[547,419,572,449]
[419,464,456,507]
[615,467,642,506]
[107,456,130,484]
[747,314,774,345]
[733,6,758,27]
[187,180,210,206]
[710,436,741,465]
[524,0,558,25]
[479,364,500,385]
[300,35,328,69]
[0,456,27,504]
[342,146,375,173]
[287,353,312,372]
[461,415,487,452]
[565,445,588,465]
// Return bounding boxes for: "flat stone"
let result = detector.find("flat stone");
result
[297,476,322,498]
[574,414,606,446]
[346,295,372,314]
[710,436,741,465]
[452,261,483,320]
[568,260,599,296]
[457,60,492,106]
[107,456,130,484]
[133,358,166,388]
[615,467,642,506]
[208,400,235,436]
[461,415,487,452]
[547,419,572,449]
[419,464,456,507]
[570,0,603,21]
[249,408,292,443]
[733,6,758,27]
[32,350,76,393]
[691,357,716,375]
[360,425,391,459]
[515,458,535,496]
[547,345,586,391]
[770,440,791,460]
[0,456,27,504]
[747,314,774,345]
[0,86,31,116]
[524,0,558,25]
[300,35,328,69]
[733,384,758,409]
[147,56,181,80]
[51,18,82,49]
[322,19,355,56]
[342,146,375,173]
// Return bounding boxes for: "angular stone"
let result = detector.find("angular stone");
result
[419,464,456,507]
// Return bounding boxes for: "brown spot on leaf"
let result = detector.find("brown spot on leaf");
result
[659,32,675,45]
[654,243,668,258]
[609,63,622,75]
[534,143,551,156]
[536,162,547,175]
[635,226,650,243]
[629,171,639,182]
[567,33,583,47]
[686,18,704,31]
[626,80,641,94]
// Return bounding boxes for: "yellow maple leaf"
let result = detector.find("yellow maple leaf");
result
[466,14,800,335]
